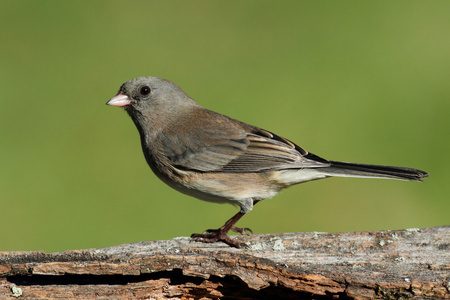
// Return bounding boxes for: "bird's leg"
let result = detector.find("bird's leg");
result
[191,211,251,248]
[229,200,259,235]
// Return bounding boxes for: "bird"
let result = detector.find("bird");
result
[106,76,429,248]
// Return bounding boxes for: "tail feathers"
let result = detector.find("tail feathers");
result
[321,161,429,182]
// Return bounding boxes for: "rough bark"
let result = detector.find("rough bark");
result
[1,226,449,299]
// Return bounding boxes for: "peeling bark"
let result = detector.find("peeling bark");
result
[1,226,449,299]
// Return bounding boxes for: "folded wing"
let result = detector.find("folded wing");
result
[160,111,329,173]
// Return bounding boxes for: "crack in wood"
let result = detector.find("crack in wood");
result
[1,227,449,299]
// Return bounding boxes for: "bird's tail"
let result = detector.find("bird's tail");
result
[320,161,429,182]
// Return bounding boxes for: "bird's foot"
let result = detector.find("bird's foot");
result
[231,226,253,235]
[191,211,251,248]
[191,226,253,248]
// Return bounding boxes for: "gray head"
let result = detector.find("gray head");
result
[107,77,199,131]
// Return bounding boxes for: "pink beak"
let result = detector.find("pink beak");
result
[106,93,132,107]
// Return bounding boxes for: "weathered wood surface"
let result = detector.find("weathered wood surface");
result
[1,226,449,299]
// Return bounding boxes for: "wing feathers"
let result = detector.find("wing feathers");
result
[159,108,327,173]
[164,126,328,173]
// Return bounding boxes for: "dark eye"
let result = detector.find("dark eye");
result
[139,86,151,96]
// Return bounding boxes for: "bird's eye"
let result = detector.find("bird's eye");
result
[139,86,151,96]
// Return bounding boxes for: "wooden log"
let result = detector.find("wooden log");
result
[1,226,449,299]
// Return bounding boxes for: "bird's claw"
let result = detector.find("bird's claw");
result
[191,226,253,248]
[231,226,253,235]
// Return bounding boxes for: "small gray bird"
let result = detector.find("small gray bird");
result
[107,77,428,248]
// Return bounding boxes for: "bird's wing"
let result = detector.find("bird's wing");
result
[160,110,330,173]
[220,128,330,172]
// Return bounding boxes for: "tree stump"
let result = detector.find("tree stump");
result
[1,226,449,299]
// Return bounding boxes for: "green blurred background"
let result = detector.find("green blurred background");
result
[1,1,448,252]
